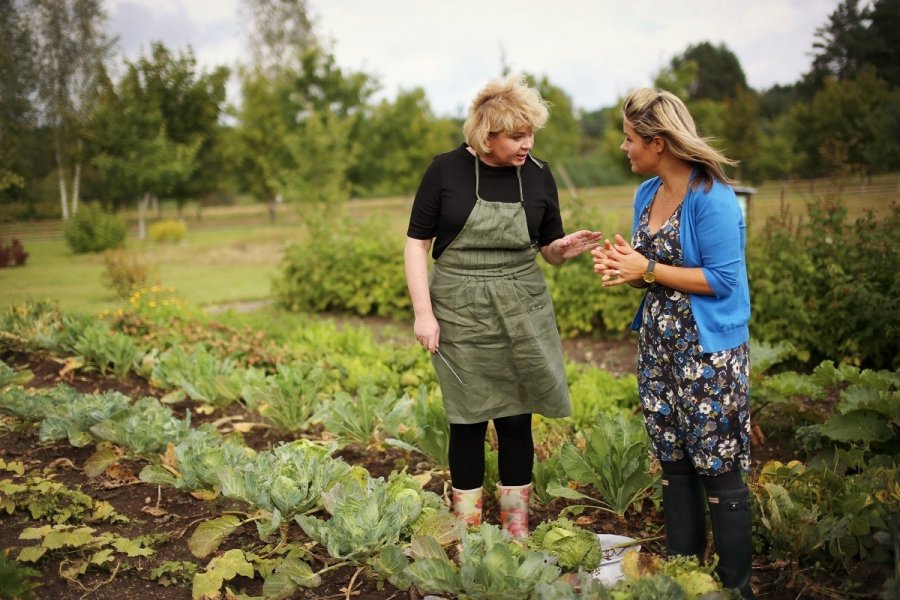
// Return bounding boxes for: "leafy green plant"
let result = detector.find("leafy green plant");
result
[552,411,658,518]
[89,396,196,456]
[0,469,126,525]
[384,385,450,469]
[0,301,66,354]
[295,474,428,562]
[63,202,126,254]
[16,524,154,582]
[149,560,198,587]
[528,517,603,571]
[241,363,324,433]
[565,362,639,429]
[322,381,404,447]
[0,359,32,390]
[0,550,41,600]
[145,344,244,407]
[755,459,897,570]
[72,321,144,378]
[398,524,562,599]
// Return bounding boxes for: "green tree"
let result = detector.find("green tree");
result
[719,87,761,182]
[124,43,229,213]
[669,41,748,101]
[349,88,457,197]
[790,69,900,177]
[89,46,214,238]
[0,0,37,202]
[234,46,375,213]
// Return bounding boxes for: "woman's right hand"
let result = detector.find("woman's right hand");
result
[414,314,440,353]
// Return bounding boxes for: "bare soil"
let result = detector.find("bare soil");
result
[0,333,891,599]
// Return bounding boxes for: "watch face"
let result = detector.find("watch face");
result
[643,271,656,283]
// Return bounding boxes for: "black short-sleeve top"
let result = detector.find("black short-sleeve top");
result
[406,143,566,260]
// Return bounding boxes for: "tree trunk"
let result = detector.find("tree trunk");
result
[72,162,81,215]
[72,139,83,215]
[55,133,69,221]
[138,193,150,241]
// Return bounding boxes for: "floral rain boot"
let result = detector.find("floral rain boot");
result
[452,486,483,527]
[497,482,532,538]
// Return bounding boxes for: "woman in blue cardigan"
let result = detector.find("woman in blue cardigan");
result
[592,88,754,599]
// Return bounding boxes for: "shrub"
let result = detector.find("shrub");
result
[0,238,28,268]
[148,219,187,243]
[63,203,126,254]
[747,198,899,369]
[274,216,410,319]
[101,250,154,300]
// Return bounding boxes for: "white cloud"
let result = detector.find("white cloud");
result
[103,0,842,115]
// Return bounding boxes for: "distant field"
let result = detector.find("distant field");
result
[1,175,896,314]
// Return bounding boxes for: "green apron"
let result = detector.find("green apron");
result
[429,157,571,424]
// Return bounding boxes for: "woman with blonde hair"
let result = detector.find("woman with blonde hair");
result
[593,88,754,598]
[405,75,600,537]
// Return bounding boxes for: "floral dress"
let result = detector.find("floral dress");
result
[633,200,751,476]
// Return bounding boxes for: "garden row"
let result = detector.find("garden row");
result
[0,299,897,598]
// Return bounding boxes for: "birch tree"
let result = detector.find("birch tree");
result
[27,0,114,220]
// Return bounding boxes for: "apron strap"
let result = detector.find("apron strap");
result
[473,154,525,205]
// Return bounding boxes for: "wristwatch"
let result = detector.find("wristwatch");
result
[642,260,657,284]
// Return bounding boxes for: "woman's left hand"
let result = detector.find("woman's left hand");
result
[592,234,648,286]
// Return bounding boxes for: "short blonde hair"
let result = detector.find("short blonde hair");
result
[622,88,737,190]
[463,75,549,155]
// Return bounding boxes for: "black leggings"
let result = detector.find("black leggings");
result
[660,457,745,493]
[448,414,533,490]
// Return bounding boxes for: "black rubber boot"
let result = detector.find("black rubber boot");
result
[661,473,707,560]
[708,487,756,600]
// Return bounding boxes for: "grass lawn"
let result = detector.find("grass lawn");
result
[0,225,297,314]
[2,176,895,315]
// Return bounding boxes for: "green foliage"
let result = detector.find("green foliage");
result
[0,469,125,525]
[274,216,409,319]
[794,361,899,461]
[89,396,195,456]
[553,412,658,518]
[149,560,198,587]
[349,88,457,197]
[542,254,637,338]
[323,382,405,447]
[670,41,748,101]
[748,197,899,369]
[565,362,639,429]
[528,517,603,571]
[384,386,450,469]
[0,550,41,600]
[145,344,244,406]
[241,363,324,433]
[71,321,144,378]
[148,218,187,243]
[0,359,32,390]
[0,301,67,354]
[755,459,897,569]
[401,524,562,599]
[63,203,126,254]
[101,249,154,300]
[295,476,424,561]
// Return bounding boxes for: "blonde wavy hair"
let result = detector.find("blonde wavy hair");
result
[622,87,737,190]
[463,75,549,156]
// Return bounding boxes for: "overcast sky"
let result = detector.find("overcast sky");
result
[104,0,840,117]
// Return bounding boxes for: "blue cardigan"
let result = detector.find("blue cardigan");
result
[629,175,750,353]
